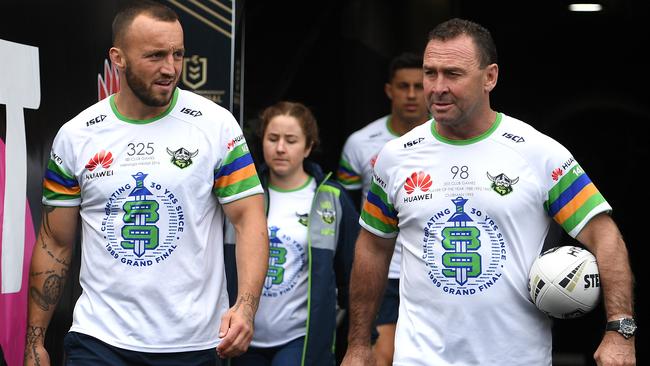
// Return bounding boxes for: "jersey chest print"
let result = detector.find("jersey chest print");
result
[102,171,185,267]
[400,164,515,296]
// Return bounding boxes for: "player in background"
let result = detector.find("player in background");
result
[336,52,429,366]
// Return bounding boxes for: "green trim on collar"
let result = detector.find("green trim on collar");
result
[431,112,502,145]
[110,88,179,124]
[269,176,314,192]
[386,116,400,137]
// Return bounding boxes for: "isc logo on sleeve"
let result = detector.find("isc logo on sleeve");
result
[180,107,203,117]
[501,132,525,143]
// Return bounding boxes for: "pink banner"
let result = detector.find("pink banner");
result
[0,138,37,366]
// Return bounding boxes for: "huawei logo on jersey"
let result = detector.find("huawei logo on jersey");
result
[85,150,114,171]
[404,171,432,195]
[370,154,378,168]
[226,134,244,151]
[551,168,563,181]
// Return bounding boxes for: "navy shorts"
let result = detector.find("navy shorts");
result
[64,332,222,366]
[376,278,399,325]
[230,336,304,366]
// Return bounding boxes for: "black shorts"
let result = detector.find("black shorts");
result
[64,332,222,366]
[375,278,399,326]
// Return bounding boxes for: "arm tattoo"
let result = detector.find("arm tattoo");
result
[38,235,71,268]
[41,205,57,238]
[24,325,46,366]
[29,273,65,311]
[234,292,259,322]
[38,206,71,268]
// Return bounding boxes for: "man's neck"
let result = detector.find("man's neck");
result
[436,110,498,140]
[113,89,170,121]
[389,114,428,136]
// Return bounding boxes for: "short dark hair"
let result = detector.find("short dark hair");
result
[259,101,320,151]
[112,0,179,46]
[388,52,423,82]
[427,18,497,68]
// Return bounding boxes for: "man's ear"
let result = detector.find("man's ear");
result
[384,82,394,101]
[109,47,125,69]
[484,63,498,93]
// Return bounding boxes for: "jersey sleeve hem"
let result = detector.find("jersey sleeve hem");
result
[567,203,613,238]
[218,186,264,205]
[340,182,362,191]
[360,218,398,239]
[42,198,81,207]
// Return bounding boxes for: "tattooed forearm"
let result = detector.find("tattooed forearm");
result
[237,292,260,310]
[41,205,57,238]
[38,235,71,268]
[24,325,46,366]
[30,273,65,311]
[30,269,54,277]
[234,292,260,321]
[25,325,45,346]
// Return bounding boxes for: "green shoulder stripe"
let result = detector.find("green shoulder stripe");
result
[214,175,261,198]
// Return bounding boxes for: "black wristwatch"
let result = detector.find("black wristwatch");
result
[606,317,637,339]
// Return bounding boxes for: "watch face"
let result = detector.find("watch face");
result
[621,318,637,335]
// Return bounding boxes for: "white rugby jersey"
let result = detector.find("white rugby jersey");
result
[251,179,315,347]
[361,113,611,365]
[337,115,403,279]
[43,89,263,352]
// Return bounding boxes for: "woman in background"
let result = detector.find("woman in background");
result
[228,101,359,366]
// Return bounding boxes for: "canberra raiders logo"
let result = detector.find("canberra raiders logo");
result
[295,212,309,227]
[422,196,507,296]
[167,147,198,169]
[487,171,519,196]
[263,226,306,297]
[101,171,185,267]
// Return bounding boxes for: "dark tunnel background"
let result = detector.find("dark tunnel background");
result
[1,1,647,365]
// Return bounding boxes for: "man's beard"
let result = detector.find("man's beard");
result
[124,65,176,107]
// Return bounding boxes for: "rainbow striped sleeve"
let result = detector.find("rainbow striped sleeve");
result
[336,158,362,188]
[213,143,261,199]
[43,159,80,203]
[360,180,398,236]
[544,164,610,237]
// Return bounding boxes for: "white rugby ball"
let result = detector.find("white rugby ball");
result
[528,246,601,319]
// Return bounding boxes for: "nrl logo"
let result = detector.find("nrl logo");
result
[487,172,519,196]
[182,55,207,90]
[166,147,198,169]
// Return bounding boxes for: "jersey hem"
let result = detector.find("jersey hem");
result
[68,328,220,353]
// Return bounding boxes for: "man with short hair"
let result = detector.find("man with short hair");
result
[342,18,636,366]
[24,1,268,365]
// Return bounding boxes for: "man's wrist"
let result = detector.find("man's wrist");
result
[346,335,372,348]
[605,316,637,339]
[25,325,46,345]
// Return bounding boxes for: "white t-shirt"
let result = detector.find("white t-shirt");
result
[338,115,402,279]
[361,113,611,365]
[251,178,316,347]
[42,89,263,352]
